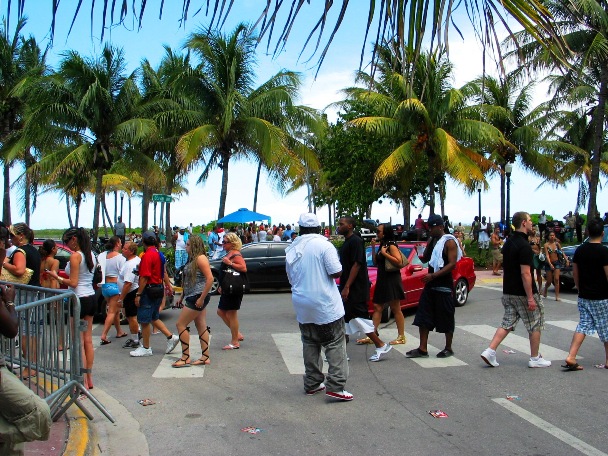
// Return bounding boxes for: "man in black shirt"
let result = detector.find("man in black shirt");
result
[562,218,608,371]
[407,214,459,358]
[338,217,391,362]
[481,211,551,368]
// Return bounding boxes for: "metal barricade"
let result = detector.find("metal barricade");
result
[0,282,114,422]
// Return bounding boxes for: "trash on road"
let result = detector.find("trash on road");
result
[593,364,606,369]
[428,410,448,418]
[503,349,516,354]
[138,399,155,406]
[506,395,521,401]
[241,426,263,434]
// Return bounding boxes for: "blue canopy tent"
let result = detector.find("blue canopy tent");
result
[217,208,270,224]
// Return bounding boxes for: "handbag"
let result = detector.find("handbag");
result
[384,243,409,272]
[221,267,250,295]
[145,284,165,300]
[0,267,34,284]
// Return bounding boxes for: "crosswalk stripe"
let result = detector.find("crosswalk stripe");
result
[493,398,607,456]
[546,320,599,339]
[272,333,328,375]
[152,335,208,378]
[475,285,578,305]
[377,329,468,368]
[458,324,572,361]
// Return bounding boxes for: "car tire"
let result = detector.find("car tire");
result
[454,278,468,307]
[380,305,392,323]
[210,273,220,295]
[560,280,575,291]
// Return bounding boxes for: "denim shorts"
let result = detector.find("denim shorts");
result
[101,282,120,298]
[137,293,161,324]
[184,294,210,311]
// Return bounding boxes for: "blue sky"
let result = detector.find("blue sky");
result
[5,2,604,229]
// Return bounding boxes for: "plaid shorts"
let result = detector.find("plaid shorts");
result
[576,298,608,342]
[500,293,545,332]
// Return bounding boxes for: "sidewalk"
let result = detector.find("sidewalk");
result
[474,268,503,286]
[24,387,148,456]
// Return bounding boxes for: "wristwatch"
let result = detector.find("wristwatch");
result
[5,300,14,307]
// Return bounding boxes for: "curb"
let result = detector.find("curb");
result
[63,405,98,456]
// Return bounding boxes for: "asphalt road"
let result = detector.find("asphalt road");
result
[90,283,608,456]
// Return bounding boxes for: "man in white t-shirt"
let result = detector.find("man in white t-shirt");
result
[117,241,141,348]
[173,227,188,270]
[285,213,352,401]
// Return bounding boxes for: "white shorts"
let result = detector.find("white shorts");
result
[345,317,375,336]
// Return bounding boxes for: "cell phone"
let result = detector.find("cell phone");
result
[45,268,50,272]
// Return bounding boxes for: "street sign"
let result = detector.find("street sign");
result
[152,194,173,203]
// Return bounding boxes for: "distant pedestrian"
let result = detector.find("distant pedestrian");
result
[490,226,503,276]
[538,210,547,241]
[575,212,584,243]
[470,216,480,245]
[285,213,352,401]
[117,242,141,349]
[542,231,569,301]
[478,216,490,255]
[114,216,126,244]
[562,218,608,371]
[337,216,392,362]
[173,227,188,270]
[407,215,461,359]
[481,211,550,368]
[414,214,425,241]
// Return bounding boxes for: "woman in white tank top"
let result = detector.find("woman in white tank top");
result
[47,228,97,390]
[100,237,127,343]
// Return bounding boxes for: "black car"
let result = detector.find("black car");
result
[208,242,291,294]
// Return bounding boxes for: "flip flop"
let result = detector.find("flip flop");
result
[116,333,128,338]
[561,362,583,371]
[406,348,429,358]
[171,358,191,368]
[192,357,210,366]
[356,337,373,345]
[436,349,454,358]
[222,344,240,350]
[100,339,111,346]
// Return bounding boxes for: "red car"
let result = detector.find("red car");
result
[366,242,476,321]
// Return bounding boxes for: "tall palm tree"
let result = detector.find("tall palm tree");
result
[462,71,562,221]
[23,44,155,239]
[346,50,500,214]
[177,24,315,219]
[508,0,608,221]
[0,18,47,224]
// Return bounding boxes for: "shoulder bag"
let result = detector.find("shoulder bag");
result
[1,248,34,284]
[384,243,409,272]
[221,254,250,295]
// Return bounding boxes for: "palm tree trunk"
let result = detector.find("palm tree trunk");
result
[438,181,446,218]
[75,195,81,227]
[218,151,230,220]
[24,174,30,226]
[402,194,410,227]
[253,161,262,212]
[128,195,132,231]
[92,166,103,241]
[3,162,11,225]
[587,66,608,222]
[102,197,111,237]
[114,190,118,223]
[142,186,151,231]
[427,163,436,214]
[66,195,73,228]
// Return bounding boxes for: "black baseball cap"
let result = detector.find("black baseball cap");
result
[427,214,444,227]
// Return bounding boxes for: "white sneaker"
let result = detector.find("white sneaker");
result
[130,346,153,357]
[481,348,499,367]
[369,344,392,362]
[166,334,179,354]
[528,354,551,368]
[326,390,354,401]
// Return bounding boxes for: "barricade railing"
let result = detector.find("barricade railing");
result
[0,281,114,422]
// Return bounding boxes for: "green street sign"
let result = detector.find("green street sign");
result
[152,194,173,203]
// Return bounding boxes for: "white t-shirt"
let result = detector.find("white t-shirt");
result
[118,256,141,293]
[285,234,344,325]
[175,232,186,250]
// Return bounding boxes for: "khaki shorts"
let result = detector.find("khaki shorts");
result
[500,294,545,332]
[0,366,52,450]
[491,249,503,263]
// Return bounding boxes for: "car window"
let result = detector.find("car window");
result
[241,244,269,259]
[269,244,287,257]
[55,247,72,270]
[365,246,417,267]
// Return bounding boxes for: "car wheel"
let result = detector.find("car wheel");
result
[380,305,392,323]
[560,280,575,291]
[210,273,220,295]
[454,278,468,307]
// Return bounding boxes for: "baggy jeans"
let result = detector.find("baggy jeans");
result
[299,317,348,393]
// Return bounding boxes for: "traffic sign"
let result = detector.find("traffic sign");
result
[152,194,173,203]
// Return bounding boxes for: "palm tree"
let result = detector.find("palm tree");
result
[177,24,315,219]
[507,0,608,221]
[346,50,500,214]
[462,71,562,222]
[23,44,155,239]
[0,18,47,224]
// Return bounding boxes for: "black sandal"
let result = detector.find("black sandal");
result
[172,327,191,368]
[192,326,211,365]
[406,348,429,358]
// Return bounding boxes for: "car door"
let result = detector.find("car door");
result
[400,246,426,306]
[267,243,289,287]
[240,244,269,287]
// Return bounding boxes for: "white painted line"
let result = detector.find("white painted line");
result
[377,329,467,368]
[152,335,209,378]
[272,333,328,375]
[493,398,607,456]
[458,324,572,361]
[547,320,599,339]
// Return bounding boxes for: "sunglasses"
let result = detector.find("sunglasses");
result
[222,241,231,244]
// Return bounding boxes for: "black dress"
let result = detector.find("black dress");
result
[372,242,405,304]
